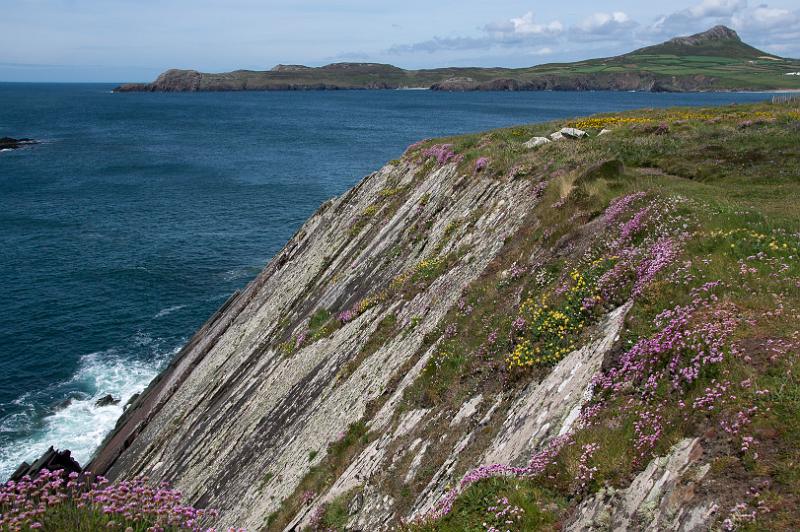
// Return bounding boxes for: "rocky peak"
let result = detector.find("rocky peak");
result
[669,25,741,45]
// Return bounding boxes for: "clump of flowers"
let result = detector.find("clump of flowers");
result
[474,157,490,173]
[0,469,220,531]
[427,433,573,521]
[300,490,316,505]
[603,192,647,224]
[337,291,388,325]
[588,282,739,461]
[422,144,461,166]
[568,116,651,130]
[508,262,612,368]
[574,443,600,493]
[595,282,736,392]
[413,255,448,281]
[482,497,524,532]
[338,309,356,324]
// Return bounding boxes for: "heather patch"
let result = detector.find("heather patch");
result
[0,470,221,531]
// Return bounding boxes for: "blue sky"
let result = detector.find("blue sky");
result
[2,0,799,82]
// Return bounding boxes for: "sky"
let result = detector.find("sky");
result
[1,0,799,82]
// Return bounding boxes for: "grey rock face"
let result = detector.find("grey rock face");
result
[91,156,547,530]
[88,146,715,531]
[568,438,715,531]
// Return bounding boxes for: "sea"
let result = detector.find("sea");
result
[0,83,780,479]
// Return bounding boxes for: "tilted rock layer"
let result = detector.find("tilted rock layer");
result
[91,102,800,530]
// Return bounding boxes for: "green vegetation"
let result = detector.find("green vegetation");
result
[414,479,566,532]
[265,421,371,530]
[269,99,800,531]
[397,100,800,530]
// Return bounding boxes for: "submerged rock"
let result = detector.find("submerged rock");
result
[96,394,120,407]
[0,137,37,151]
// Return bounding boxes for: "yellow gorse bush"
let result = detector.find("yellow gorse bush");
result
[568,116,651,130]
[568,110,785,131]
[507,268,603,369]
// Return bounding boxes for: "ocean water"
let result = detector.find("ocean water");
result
[0,83,778,479]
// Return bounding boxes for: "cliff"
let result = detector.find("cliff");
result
[91,100,800,531]
[114,26,800,93]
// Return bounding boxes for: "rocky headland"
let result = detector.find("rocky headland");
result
[114,26,800,94]
[52,99,800,531]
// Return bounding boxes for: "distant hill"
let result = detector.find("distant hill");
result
[115,26,800,93]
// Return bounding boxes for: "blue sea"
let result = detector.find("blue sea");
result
[0,83,779,479]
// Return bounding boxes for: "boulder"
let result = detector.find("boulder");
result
[549,132,564,141]
[8,447,82,482]
[598,128,612,136]
[123,393,140,410]
[559,127,588,139]
[523,136,551,149]
[96,394,120,407]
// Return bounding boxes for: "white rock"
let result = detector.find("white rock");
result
[523,136,551,149]
[559,127,588,139]
[598,128,612,136]
[449,394,483,426]
[567,438,712,531]
[549,131,564,141]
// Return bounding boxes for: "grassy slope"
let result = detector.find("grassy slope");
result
[280,100,800,531]
[409,102,800,530]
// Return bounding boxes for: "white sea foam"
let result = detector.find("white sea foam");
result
[0,345,178,480]
[154,304,187,318]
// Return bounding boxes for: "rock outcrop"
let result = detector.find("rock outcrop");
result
[10,447,82,482]
[568,438,715,531]
[0,137,37,151]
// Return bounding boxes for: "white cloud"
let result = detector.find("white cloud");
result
[483,12,564,39]
[733,5,798,31]
[574,12,637,41]
[389,11,563,54]
[577,12,630,32]
[509,12,563,36]
[688,0,748,18]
